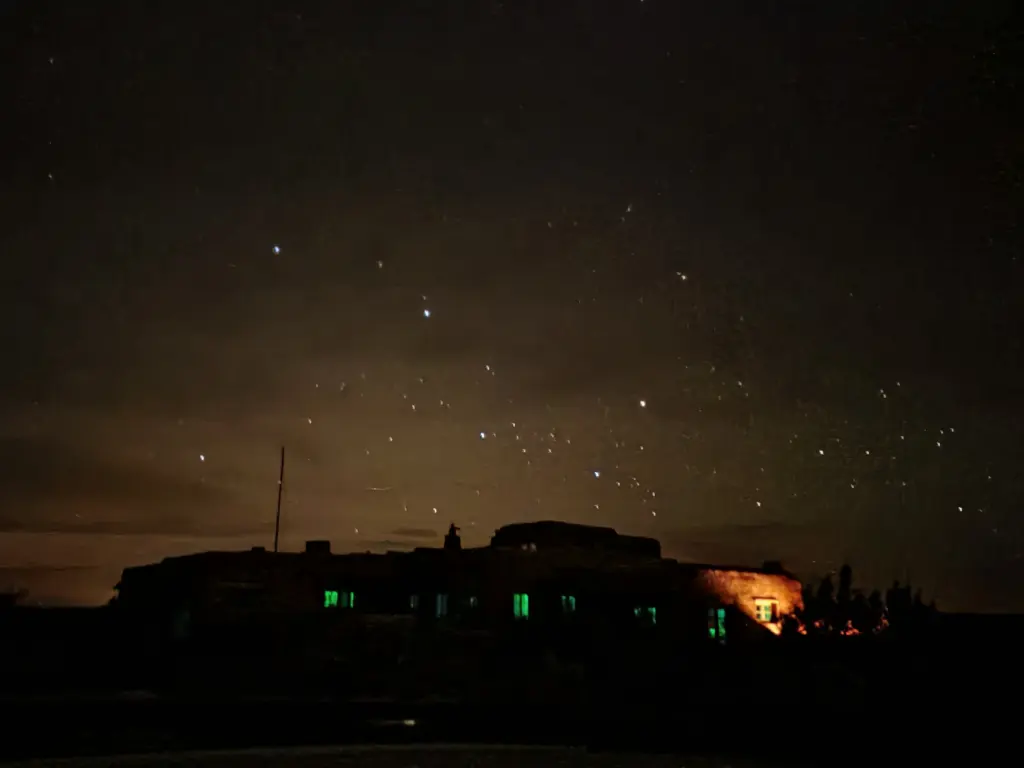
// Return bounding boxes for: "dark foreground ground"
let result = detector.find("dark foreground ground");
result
[1,609,1017,762]
[1,745,788,768]
[1,686,1006,764]
[0,695,798,761]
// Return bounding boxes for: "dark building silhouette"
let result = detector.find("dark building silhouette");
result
[113,521,801,646]
[444,523,462,551]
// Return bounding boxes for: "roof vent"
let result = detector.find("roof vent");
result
[305,540,331,555]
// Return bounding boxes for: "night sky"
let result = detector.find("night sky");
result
[2,1,1021,610]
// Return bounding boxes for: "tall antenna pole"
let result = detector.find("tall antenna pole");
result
[274,445,285,553]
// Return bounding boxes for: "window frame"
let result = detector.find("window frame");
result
[753,597,779,623]
[513,592,529,619]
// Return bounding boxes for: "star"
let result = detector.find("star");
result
[7,1,1019,615]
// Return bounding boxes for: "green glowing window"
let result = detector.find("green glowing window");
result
[709,607,725,640]
[468,596,478,608]
[561,595,576,613]
[325,590,354,608]
[409,594,419,611]
[513,592,529,619]
[635,606,656,624]
[435,593,449,618]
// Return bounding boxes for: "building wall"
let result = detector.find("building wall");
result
[115,546,802,645]
[698,568,803,635]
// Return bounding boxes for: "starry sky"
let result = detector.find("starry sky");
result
[1,1,1021,610]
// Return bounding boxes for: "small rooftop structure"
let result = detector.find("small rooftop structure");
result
[444,523,462,551]
[304,540,331,555]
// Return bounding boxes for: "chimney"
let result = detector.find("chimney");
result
[444,523,462,551]
[305,540,331,555]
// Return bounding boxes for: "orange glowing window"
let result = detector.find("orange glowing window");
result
[754,598,779,622]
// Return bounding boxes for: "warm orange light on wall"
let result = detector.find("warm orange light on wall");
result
[701,569,803,635]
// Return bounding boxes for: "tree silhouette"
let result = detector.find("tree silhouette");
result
[796,565,936,637]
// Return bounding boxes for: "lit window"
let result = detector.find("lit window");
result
[435,593,448,618]
[324,590,338,608]
[754,598,779,623]
[634,605,656,625]
[409,594,419,611]
[708,607,726,641]
[513,592,529,619]
[561,595,576,613]
[468,596,479,608]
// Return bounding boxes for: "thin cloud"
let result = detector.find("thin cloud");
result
[0,565,113,607]
[361,540,416,551]
[0,435,261,537]
[390,527,438,539]
[661,520,829,568]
